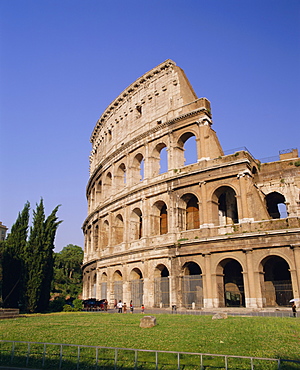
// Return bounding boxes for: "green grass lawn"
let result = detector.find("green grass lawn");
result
[1,312,299,362]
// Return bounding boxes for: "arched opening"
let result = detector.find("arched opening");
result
[261,256,292,306]
[87,228,91,255]
[154,265,170,307]
[152,201,168,235]
[132,153,144,184]
[213,186,239,226]
[160,204,168,234]
[104,172,112,197]
[92,273,97,298]
[88,187,95,212]
[177,132,198,167]
[94,224,99,251]
[266,192,287,219]
[181,194,199,230]
[129,268,144,307]
[184,135,197,165]
[114,214,124,245]
[159,146,168,174]
[217,259,245,307]
[102,220,109,248]
[113,270,123,302]
[182,262,203,309]
[151,143,168,176]
[96,178,102,203]
[130,208,142,240]
[87,275,91,299]
[100,272,107,300]
[116,163,126,188]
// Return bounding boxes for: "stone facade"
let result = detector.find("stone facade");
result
[82,60,300,309]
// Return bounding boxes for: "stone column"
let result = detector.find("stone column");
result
[169,257,179,307]
[237,173,254,223]
[291,245,300,299]
[107,267,115,307]
[202,253,214,308]
[243,249,261,308]
[142,260,153,308]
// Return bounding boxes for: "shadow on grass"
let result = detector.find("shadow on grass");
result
[1,343,299,370]
[1,353,292,370]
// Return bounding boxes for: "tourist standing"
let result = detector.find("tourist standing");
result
[117,300,123,313]
[130,300,134,313]
[292,302,297,317]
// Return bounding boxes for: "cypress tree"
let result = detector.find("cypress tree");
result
[1,202,30,308]
[25,199,46,313]
[37,205,62,312]
[25,199,62,312]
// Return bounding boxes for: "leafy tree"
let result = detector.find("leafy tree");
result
[1,202,30,308]
[53,244,83,299]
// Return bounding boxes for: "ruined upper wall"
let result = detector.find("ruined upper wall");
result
[90,60,199,144]
[88,61,212,172]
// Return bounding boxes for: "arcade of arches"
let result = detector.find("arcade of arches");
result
[83,251,298,309]
[83,60,300,309]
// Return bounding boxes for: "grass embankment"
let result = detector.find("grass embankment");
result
[1,312,299,360]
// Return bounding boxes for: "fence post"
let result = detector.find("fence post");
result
[114,348,118,370]
[26,342,30,367]
[155,351,158,370]
[11,341,15,363]
[134,350,138,370]
[250,357,254,370]
[59,344,63,369]
[177,352,180,370]
[95,347,99,370]
[42,343,46,368]
[224,355,228,370]
[77,346,80,370]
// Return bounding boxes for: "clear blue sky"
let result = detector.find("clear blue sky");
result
[0,0,299,251]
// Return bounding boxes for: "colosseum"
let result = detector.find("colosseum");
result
[82,59,300,310]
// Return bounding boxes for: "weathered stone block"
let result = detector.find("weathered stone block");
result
[140,316,157,328]
[212,313,228,320]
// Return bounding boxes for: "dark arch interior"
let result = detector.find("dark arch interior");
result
[223,259,245,307]
[262,256,292,306]
[185,262,201,275]
[266,192,286,219]
[264,256,290,281]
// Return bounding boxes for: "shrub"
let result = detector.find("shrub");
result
[63,304,75,312]
[49,297,65,312]
[73,299,83,311]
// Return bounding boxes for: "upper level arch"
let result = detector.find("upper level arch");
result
[130,208,143,240]
[265,192,287,219]
[150,142,168,176]
[131,153,144,184]
[180,193,200,230]
[212,186,239,226]
[113,214,124,245]
[115,163,127,189]
[151,200,168,235]
[176,131,198,167]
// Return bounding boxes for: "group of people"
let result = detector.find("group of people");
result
[115,300,144,314]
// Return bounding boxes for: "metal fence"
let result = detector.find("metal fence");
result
[1,340,299,370]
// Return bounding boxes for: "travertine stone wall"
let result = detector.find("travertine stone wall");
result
[83,60,300,309]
